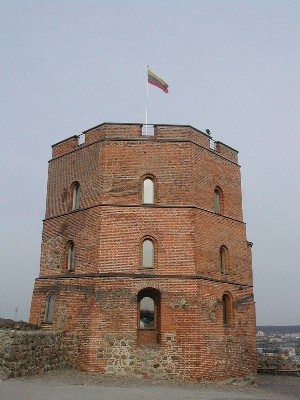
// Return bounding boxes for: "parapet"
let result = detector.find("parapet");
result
[215,141,238,164]
[51,123,239,163]
[84,123,142,143]
[155,124,211,148]
[52,135,79,158]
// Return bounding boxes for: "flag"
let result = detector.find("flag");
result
[148,69,169,93]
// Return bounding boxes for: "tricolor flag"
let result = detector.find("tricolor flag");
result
[148,69,169,93]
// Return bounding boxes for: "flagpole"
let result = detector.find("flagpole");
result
[145,66,149,131]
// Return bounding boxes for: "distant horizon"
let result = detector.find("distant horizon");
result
[256,325,300,328]
[1,315,299,329]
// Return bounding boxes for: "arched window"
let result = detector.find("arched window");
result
[220,245,228,274]
[214,187,223,214]
[71,182,80,211]
[67,241,75,271]
[142,178,154,204]
[222,292,233,326]
[137,288,161,344]
[139,297,155,329]
[44,294,56,324]
[142,239,154,268]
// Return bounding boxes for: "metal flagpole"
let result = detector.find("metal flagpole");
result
[145,66,149,134]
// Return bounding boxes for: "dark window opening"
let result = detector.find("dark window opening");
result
[137,288,160,344]
[71,182,80,211]
[220,246,228,274]
[67,241,75,271]
[139,296,155,329]
[214,187,223,214]
[222,293,233,326]
[44,294,56,324]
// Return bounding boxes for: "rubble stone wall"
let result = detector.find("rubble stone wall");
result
[0,319,78,380]
[0,318,39,331]
[257,352,300,372]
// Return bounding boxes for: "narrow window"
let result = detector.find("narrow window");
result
[220,246,227,274]
[222,293,233,326]
[214,187,223,214]
[142,239,154,268]
[44,294,56,324]
[67,241,75,271]
[139,297,155,328]
[72,183,80,210]
[143,178,154,204]
[137,288,161,344]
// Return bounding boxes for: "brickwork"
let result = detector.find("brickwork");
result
[30,123,256,381]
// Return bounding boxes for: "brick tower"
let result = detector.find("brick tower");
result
[30,123,257,381]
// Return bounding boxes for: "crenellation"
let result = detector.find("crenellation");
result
[50,124,238,164]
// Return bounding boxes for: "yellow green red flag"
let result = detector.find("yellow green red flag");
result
[148,69,169,93]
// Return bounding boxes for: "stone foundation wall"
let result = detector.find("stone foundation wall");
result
[0,319,78,380]
[98,332,183,380]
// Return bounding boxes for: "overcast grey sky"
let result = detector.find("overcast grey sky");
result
[1,0,299,325]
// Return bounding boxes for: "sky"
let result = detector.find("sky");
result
[1,0,299,326]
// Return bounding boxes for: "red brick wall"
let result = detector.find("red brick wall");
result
[30,123,256,381]
[30,277,256,380]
